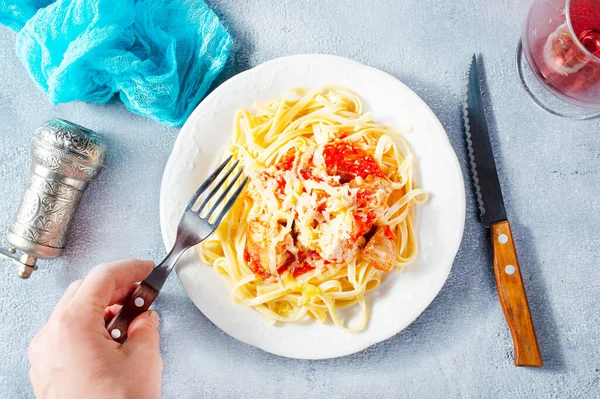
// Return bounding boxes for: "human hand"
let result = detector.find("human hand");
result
[28,259,163,399]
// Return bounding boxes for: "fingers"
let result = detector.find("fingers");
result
[124,310,160,353]
[69,259,154,317]
[110,284,139,306]
[103,283,141,325]
[51,279,83,318]
[103,304,122,325]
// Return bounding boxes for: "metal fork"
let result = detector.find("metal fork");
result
[106,156,247,343]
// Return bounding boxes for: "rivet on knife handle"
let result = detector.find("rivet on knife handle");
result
[491,220,543,367]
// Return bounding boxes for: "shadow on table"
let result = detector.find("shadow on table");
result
[509,222,566,372]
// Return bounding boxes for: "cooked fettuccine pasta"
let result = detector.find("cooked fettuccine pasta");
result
[198,87,427,331]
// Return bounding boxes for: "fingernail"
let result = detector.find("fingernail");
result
[147,310,160,328]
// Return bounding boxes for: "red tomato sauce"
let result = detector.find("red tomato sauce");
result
[291,250,320,277]
[292,263,315,277]
[355,188,374,208]
[275,175,286,194]
[299,168,313,180]
[276,155,294,171]
[259,171,287,195]
[383,225,395,241]
[323,142,385,180]
[246,248,321,280]
[244,249,270,279]
[276,253,295,274]
[353,212,377,241]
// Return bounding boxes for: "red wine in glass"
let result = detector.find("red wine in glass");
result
[522,0,600,107]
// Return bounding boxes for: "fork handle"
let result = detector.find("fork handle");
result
[105,282,159,344]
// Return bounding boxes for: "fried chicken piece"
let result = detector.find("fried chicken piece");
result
[246,218,293,277]
[351,175,391,223]
[361,226,396,272]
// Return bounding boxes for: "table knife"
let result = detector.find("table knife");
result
[462,54,543,367]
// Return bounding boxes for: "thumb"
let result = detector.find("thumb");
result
[124,310,160,352]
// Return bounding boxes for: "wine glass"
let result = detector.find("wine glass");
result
[516,0,600,119]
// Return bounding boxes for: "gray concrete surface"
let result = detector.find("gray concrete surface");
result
[0,1,599,398]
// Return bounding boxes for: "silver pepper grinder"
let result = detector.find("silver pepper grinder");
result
[0,119,106,278]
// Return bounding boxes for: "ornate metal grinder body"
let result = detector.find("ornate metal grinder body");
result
[0,119,106,278]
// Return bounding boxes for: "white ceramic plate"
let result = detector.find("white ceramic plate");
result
[159,54,465,359]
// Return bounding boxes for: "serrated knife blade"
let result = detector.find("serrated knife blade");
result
[461,54,542,367]
[462,54,507,227]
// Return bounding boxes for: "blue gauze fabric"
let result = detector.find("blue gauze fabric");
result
[0,0,232,126]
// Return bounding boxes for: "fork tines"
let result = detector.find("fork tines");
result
[186,156,248,227]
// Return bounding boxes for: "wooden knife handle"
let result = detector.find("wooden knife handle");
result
[491,220,543,367]
[105,282,159,344]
